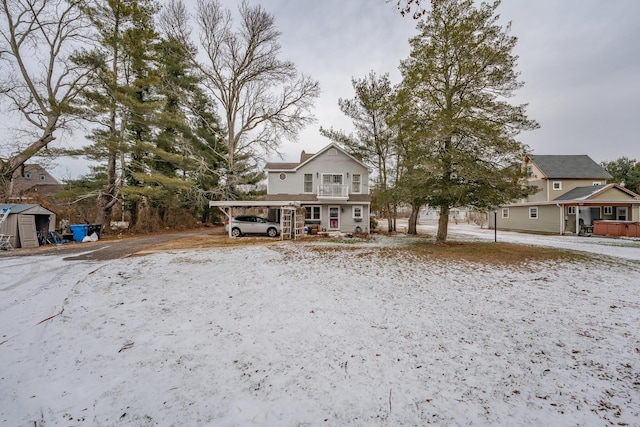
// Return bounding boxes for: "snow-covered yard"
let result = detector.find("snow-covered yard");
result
[1,224,639,426]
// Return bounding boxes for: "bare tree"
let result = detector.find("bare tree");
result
[160,0,319,194]
[0,0,94,199]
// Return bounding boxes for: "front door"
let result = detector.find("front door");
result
[329,206,340,230]
[616,207,628,221]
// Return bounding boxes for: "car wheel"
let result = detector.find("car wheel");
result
[267,227,278,238]
[231,228,242,237]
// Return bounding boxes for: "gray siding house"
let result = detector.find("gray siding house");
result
[264,143,371,234]
[490,154,640,235]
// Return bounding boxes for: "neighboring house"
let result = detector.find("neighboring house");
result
[10,164,62,200]
[419,205,469,222]
[264,143,371,234]
[490,154,640,235]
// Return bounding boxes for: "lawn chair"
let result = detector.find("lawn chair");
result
[0,207,10,227]
[0,234,13,251]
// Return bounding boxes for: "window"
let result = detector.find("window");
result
[526,166,533,177]
[529,207,538,219]
[39,174,46,181]
[501,208,509,219]
[567,206,576,215]
[304,174,313,193]
[592,182,602,186]
[305,206,321,220]
[617,207,628,221]
[603,206,613,215]
[323,174,342,185]
[328,148,338,156]
[353,206,363,219]
[278,173,287,181]
[552,181,562,190]
[25,172,32,179]
[352,174,361,193]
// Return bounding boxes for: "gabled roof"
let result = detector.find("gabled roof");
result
[264,143,370,172]
[527,155,612,180]
[0,203,55,214]
[553,184,640,201]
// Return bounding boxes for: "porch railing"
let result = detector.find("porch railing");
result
[317,184,348,198]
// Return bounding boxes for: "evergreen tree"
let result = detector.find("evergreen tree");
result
[601,157,640,193]
[398,0,538,243]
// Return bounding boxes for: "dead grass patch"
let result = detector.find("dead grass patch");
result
[304,241,591,265]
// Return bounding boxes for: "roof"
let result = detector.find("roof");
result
[554,183,640,201]
[11,164,60,194]
[528,155,612,180]
[0,203,56,215]
[264,143,370,172]
[209,200,301,208]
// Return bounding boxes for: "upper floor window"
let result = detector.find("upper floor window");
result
[552,181,562,190]
[526,166,533,176]
[352,174,361,193]
[323,174,342,185]
[39,174,46,181]
[328,148,338,156]
[25,172,32,179]
[529,207,538,219]
[592,182,602,186]
[303,174,313,193]
[278,173,287,181]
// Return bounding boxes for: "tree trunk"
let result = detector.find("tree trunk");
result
[436,205,450,243]
[408,202,419,234]
[94,150,119,226]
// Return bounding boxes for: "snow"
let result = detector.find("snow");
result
[1,223,639,426]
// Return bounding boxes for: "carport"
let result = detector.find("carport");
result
[209,200,303,239]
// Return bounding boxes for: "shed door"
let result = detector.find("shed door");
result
[18,215,38,248]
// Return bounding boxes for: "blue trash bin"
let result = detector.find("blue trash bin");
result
[70,224,89,242]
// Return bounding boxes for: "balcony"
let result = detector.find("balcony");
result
[317,184,349,201]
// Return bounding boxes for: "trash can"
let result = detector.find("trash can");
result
[87,224,102,239]
[70,224,89,242]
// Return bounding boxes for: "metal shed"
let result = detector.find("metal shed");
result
[0,204,56,248]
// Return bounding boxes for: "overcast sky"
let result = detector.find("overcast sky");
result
[43,0,640,179]
[214,0,640,166]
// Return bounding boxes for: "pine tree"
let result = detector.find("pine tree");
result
[398,0,538,243]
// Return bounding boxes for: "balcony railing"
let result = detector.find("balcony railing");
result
[317,184,348,198]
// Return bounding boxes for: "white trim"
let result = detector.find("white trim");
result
[351,174,362,194]
[303,173,313,193]
[305,205,321,221]
[501,208,509,219]
[529,206,539,219]
[552,181,562,190]
[352,205,363,220]
[567,206,576,215]
[616,207,628,221]
[328,205,340,230]
[603,206,613,215]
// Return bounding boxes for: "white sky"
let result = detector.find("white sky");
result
[236,0,640,166]
[30,0,640,180]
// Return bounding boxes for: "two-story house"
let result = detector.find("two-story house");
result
[264,143,371,234]
[10,164,62,200]
[490,154,640,235]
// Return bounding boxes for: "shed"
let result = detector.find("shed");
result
[0,204,56,248]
